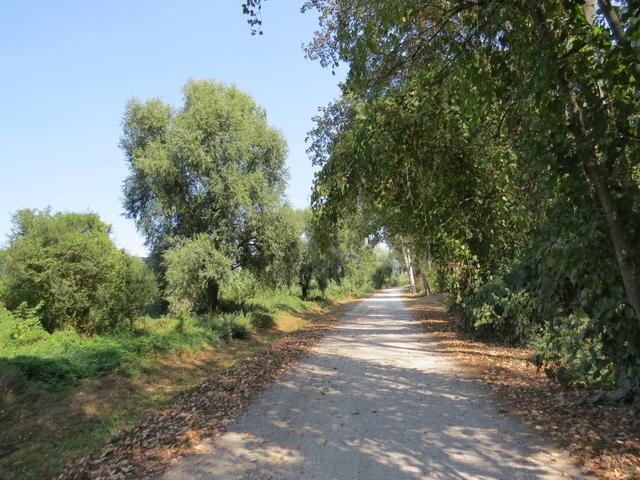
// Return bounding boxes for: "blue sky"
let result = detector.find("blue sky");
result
[0,1,344,256]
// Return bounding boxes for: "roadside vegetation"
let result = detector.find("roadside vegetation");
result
[293,0,640,399]
[5,0,638,476]
[0,283,366,479]
[0,79,406,479]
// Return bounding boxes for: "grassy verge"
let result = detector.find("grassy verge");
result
[0,287,363,479]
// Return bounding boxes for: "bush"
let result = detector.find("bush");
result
[0,303,49,348]
[164,234,232,316]
[221,269,262,301]
[250,311,274,329]
[0,314,225,391]
[203,312,254,340]
[462,274,538,344]
[108,255,159,328]
[1,209,157,333]
[529,314,615,388]
[454,200,640,395]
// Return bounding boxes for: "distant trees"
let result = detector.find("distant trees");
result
[296,210,324,299]
[0,209,156,333]
[121,80,290,312]
[118,79,394,314]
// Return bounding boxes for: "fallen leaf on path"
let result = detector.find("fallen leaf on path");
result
[407,294,640,480]
[56,303,350,479]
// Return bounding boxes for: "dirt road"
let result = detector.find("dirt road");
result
[164,288,588,479]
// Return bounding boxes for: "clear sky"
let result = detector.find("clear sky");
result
[0,1,344,256]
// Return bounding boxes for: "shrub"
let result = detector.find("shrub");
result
[250,311,274,329]
[0,303,49,348]
[529,314,614,388]
[1,209,157,333]
[222,269,262,301]
[164,234,232,316]
[462,275,538,344]
[0,315,225,392]
[203,312,254,340]
[108,255,159,328]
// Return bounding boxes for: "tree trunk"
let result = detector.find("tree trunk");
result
[582,0,595,24]
[206,279,219,311]
[401,241,417,294]
[531,4,640,325]
[421,271,431,296]
[423,245,433,295]
[597,0,640,77]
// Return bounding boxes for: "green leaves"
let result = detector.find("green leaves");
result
[121,80,294,313]
[1,210,157,333]
[164,235,233,316]
[121,80,287,247]
[306,0,640,393]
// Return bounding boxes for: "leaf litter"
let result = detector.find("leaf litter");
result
[56,303,350,479]
[408,294,640,480]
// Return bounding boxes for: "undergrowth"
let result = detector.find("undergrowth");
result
[0,281,362,395]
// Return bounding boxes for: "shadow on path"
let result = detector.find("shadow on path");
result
[164,288,586,480]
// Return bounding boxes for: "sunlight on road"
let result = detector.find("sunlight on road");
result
[165,288,587,480]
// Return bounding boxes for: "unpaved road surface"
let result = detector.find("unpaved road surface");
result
[164,288,588,479]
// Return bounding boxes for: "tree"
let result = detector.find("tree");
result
[239,206,304,288]
[0,209,156,333]
[399,237,416,294]
[304,0,640,392]
[296,210,328,299]
[121,79,288,310]
[304,0,640,319]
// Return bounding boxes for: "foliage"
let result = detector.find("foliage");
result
[0,310,223,389]
[461,273,538,345]
[221,269,263,301]
[203,311,254,341]
[530,315,616,388]
[303,0,640,393]
[0,209,157,333]
[121,79,290,311]
[0,303,49,348]
[0,279,366,398]
[163,234,232,317]
[371,247,406,289]
[239,206,304,288]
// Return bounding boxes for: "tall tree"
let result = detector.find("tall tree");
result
[304,0,640,321]
[121,80,288,310]
[304,0,640,391]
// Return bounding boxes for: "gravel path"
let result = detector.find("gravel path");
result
[164,288,589,479]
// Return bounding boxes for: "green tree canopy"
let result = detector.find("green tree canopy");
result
[302,0,640,394]
[121,79,289,310]
[1,209,156,333]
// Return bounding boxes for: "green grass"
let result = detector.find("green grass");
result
[0,315,225,392]
[0,282,368,479]
[0,303,299,392]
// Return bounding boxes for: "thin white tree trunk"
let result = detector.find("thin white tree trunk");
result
[401,241,416,294]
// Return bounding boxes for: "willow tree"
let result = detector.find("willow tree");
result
[121,80,287,310]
